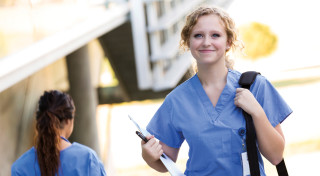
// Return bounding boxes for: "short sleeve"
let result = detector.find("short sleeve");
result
[10,148,38,176]
[146,98,184,148]
[11,164,20,176]
[88,151,107,176]
[251,75,293,127]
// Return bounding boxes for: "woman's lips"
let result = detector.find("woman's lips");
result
[199,49,215,53]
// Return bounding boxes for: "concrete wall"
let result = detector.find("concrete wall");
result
[0,40,104,176]
[0,58,69,176]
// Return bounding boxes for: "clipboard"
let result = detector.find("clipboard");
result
[128,115,185,176]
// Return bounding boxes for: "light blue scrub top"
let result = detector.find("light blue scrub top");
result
[11,142,106,176]
[147,69,292,176]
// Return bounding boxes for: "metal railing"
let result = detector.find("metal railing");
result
[0,3,130,92]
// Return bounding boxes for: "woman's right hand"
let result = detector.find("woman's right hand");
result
[140,136,179,172]
[141,135,164,162]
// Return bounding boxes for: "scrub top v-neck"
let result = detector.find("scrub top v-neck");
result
[194,69,238,124]
[147,69,292,176]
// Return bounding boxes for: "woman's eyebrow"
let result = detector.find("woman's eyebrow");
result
[192,29,223,33]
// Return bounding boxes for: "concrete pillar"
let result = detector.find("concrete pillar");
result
[66,45,100,155]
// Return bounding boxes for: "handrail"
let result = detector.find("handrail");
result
[147,0,205,32]
[0,4,130,92]
[151,32,180,61]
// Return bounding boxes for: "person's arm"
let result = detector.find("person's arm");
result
[234,88,285,165]
[141,136,180,172]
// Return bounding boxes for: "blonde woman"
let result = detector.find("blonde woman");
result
[141,6,292,175]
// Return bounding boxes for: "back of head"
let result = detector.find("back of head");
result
[35,90,75,176]
[180,6,243,69]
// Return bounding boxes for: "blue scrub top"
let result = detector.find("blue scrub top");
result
[147,69,292,176]
[11,142,106,176]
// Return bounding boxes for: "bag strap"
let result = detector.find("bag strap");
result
[239,71,261,176]
[276,159,289,176]
[239,71,289,176]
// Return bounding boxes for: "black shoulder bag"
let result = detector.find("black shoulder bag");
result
[238,71,288,176]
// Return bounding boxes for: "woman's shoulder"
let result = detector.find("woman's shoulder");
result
[11,147,36,173]
[230,69,268,85]
[12,147,36,164]
[165,74,197,99]
[252,72,269,87]
[61,142,99,159]
[64,142,97,154]
[60,143,106,175]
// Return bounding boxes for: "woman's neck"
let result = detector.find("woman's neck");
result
[197,66,228,86]
[59,135,72,151]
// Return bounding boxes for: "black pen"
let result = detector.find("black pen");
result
[136,131,166,159]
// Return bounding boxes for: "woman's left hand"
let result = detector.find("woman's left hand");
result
[234,88,263,117]
[235,88,286,164]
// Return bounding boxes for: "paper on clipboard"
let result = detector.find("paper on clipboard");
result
[128,115,185,176]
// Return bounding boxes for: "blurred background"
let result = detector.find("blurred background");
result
[1,0,319,175]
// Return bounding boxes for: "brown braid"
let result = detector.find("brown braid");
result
[34,90,75,176]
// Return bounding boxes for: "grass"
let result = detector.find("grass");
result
[272,77,320,88]
[285,138,320,156]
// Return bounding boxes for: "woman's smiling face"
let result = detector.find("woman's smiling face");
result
[189,14,230,67]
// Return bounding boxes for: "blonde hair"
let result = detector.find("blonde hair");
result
[180,6,243,69]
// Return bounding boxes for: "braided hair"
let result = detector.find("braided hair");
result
[35,90,75,176]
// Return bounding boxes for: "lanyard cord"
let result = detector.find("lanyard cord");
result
[60,136,70,143]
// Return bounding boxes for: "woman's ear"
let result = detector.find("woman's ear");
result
[61,119,70,128]
[65,118,74,126]
[226,41,231,51]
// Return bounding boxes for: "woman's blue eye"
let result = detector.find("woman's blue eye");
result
[212,34,220,37]
[194,34,203,38]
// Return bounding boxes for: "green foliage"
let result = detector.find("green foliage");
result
[239,22,278,60]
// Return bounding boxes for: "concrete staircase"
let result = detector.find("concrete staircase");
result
[98,0,233,104]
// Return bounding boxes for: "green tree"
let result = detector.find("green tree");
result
[239,22,278,60]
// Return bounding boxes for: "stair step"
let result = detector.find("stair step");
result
[147,0,205,32]
[151,32,180,61]
[153,51,193,91]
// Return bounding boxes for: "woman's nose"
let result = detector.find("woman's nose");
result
[203,36,211,46]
